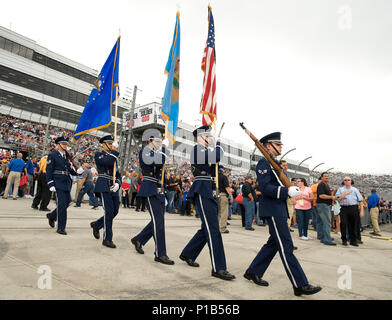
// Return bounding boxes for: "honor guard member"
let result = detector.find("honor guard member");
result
[130,132,175,265]
[90,135,121,248]
[46,137,80,235]
[179,125,235,281]
[244,132,322,296]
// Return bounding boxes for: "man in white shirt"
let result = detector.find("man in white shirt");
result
[335,177,363,246]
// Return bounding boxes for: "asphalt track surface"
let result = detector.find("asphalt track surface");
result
[0,198,391,300]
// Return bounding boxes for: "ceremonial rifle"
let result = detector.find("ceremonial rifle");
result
[239,122,293,188]
[65,150,80,171]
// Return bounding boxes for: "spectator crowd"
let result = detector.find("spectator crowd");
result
[1,114,391,245]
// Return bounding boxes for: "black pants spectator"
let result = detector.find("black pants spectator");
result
[94,192,102,205]
[181,200,191,216]
[0,177,6,195]
[354,209,362,242]
[32,172,51,210]
[340,205,359,244]
[136,196,146,211]
[130,192,137,207]
[239,203,245,227]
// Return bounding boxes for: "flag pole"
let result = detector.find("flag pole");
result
[214,120,219,194]
[113,85,119,184]
[160,120,169,188]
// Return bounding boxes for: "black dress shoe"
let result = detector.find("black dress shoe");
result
[46,213,55,228]
[245,227,255,231]
[290,229,295,232]
[370,232,382,236]
[350,242,359,247]
[155,255,175,265]
[357,240,363,244]
[31,205,38,210]
[179,254,199,267]
[221,230,230,234]
[212,270,236,281]
[56,229,67,235]
[244,270,269,286]
[342,241,348,246]
[102,240,116,248]
[131,237,144,254]
[39,208,51,212]
[90,222,100,240]
[294,284,322,296]
[293,246,298,250]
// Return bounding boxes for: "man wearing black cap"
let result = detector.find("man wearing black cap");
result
[45,136,79,235]
[243,132,322,296]
[179,125,235,281]
[130,131,174,265]
[89,135,121,248]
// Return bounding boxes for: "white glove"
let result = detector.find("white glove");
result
[77,168,84,175]
[288,186,301,198]
[162,138,170,147]
[110,183,119,193]
[112,141,119,148]
[49,186,56,192]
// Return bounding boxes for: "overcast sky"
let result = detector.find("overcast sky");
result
[2,0,392,174]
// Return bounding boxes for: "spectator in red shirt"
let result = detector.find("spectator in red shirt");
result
[121,177,130,208]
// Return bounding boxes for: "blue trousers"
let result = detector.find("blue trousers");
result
[243,197,255,228]
[177,197,183,213]
[247,216,308,288]
[134,195,167,257]
[166,191,176,213]
[181,194,227,272]
[95,192,120,241]
[316,203,334,244]
[296,209,311,237]
[312,206,318,229]
[76,182,98,207]
[256,202,265,225]
[49,189,72,231]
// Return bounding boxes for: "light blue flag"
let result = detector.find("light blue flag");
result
[73,37,120,141]
[161,12,180,143]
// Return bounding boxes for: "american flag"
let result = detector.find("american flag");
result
[200,6,217,126]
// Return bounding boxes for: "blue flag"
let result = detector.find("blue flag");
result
[161,12,180,143]
[73,37,120,141]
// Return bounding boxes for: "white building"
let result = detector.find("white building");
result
[0,26,130,138]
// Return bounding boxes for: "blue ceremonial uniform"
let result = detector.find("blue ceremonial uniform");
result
[181,141,228,272]
[93,149,121,242]
[46,150,77,231]
[246,157,308,288]
[133,145,169,257]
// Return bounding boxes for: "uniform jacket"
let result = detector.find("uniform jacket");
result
[46,151,77,191]
[256,157,289,218]
[137,146,168,197]
[94,149,121,193]
[187,142,223,201]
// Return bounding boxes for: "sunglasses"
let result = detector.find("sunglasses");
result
[344,179,351,181]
